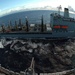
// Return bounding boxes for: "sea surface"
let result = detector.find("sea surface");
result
[0,38,75,73]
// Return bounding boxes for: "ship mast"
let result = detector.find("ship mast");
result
[9,20,12,30]
[41,15,44,32]
[15,21,18,30]
[1,23,5,33]
[57,5,62,15]
[26,16,29,32]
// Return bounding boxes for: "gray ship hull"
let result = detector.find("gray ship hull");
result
[0,31,75,39]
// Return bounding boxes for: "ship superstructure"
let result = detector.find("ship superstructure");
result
[50,8,75,32]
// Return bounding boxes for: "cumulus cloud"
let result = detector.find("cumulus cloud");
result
[0,5,74,17]
[0,6,26,17]
[68,6,75,12]
[0,5,58,17]
[0,9,2,13]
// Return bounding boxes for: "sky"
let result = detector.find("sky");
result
[0,0,75,16]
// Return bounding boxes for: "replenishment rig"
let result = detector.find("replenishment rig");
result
[0,7,75,40]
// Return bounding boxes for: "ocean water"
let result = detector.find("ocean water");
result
[0,38,75,73]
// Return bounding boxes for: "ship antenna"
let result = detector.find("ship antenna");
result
[57,5,62,15]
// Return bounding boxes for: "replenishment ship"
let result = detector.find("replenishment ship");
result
[0,7,75,75]
[0,7,75,40]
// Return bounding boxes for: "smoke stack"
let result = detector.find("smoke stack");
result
[64,8,69,18]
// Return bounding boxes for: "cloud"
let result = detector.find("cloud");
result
[0,5,58,17]
[0,5,75,17]
[0,9,1,12]
[0,6,26,17]
[68,6,75,12]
